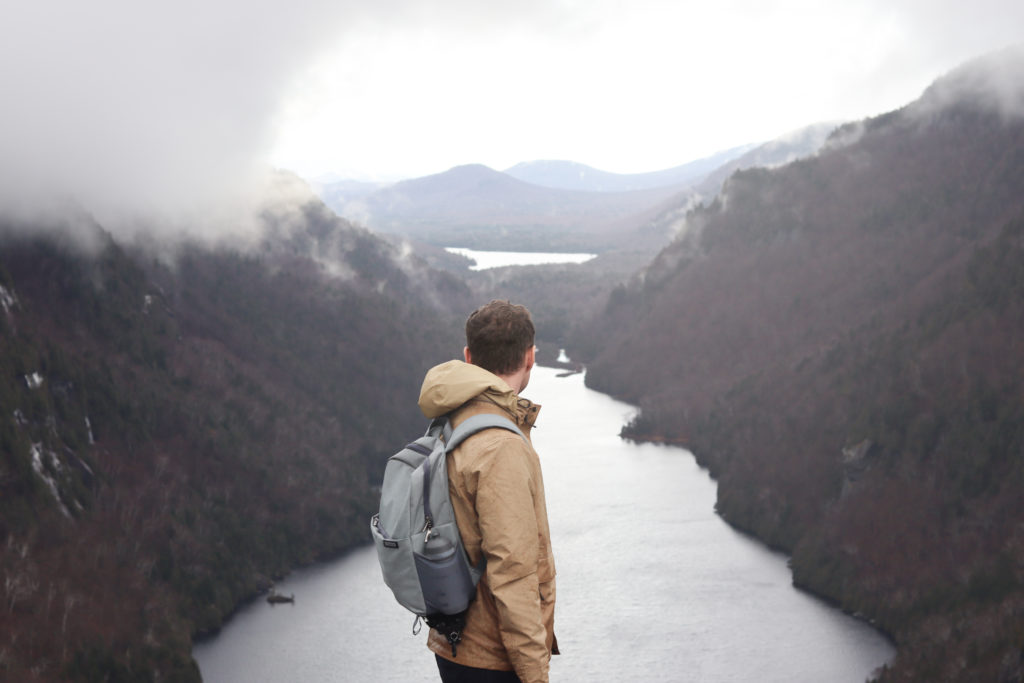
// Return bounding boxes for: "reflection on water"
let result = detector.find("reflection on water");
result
[194,367,894,683]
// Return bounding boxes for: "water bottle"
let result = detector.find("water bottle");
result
[414,531,474,615]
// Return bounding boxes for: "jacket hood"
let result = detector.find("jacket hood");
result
[418,360,519,418]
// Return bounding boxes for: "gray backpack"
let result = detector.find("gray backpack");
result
[370,413,525,656]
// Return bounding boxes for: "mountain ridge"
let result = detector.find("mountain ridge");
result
[330,162,684,252]
[0,178,470,681]
[502,143,758,192]
[573,45,1024,682]
[317,128,832,254]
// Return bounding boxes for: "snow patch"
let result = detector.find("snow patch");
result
[24,372,44,389]
[30,443,71,518]
[74,450,94,476]
[0,284,16,313]
[85,417,95,445]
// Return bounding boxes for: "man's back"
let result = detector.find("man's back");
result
[418,358,557,683]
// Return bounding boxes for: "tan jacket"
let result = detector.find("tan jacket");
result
[418,360,558,683]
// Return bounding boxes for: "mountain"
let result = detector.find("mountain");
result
[503,144,757,192]
[0,175,471,680]
[315,136,832,256]
[572,46,1024,682]
[319,128,834,258]
[579,122,843,260]
[691,121,840,199]
[322,163,686,252]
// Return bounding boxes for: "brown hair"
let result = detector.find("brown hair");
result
[465,300,535,375]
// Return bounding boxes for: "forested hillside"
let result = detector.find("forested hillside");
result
[574,48,1024,682]
[0,177,469,680]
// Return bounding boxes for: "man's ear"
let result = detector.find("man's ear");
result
[464,346,472,363]
[525,345,535,370]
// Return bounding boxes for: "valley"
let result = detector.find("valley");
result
[2,47,1023,683]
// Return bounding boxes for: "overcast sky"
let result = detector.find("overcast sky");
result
[1,0,1022,228]
[270,0,1024,179]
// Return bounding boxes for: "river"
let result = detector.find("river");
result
[193,365,894,682]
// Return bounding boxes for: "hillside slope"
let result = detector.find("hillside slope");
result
[691,121,840,199]
[574,47,1024,682]
[0,178,469,681]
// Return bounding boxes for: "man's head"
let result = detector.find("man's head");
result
[464,300,535,378]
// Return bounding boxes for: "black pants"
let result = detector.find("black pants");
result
[435,655,522,683]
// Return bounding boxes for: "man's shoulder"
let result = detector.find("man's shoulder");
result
[451,400,517,428]
[458,421,528,452]
[451,406,531,458]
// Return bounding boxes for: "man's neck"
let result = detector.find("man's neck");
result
[464,346,533,394]
[496,369,526,394]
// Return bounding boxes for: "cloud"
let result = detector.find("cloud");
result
[913,44,1024,120]
[272,0,1024,178]
[0,0,584,238]
[0,0,365,238]
[2,0,1022,240]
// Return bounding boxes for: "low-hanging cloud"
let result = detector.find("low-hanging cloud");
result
[913,44,1024,121]
[1,1,350,237]
[0,1,411,240]
[2,0,1022,244]
[0,0,573,241]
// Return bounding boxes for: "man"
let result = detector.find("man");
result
[418,300,558,683]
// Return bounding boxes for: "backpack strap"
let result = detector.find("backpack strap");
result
[420,414,526,541]
[444,413,525,453]
[424,416,453,443]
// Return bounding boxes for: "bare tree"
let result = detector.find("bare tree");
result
[4,559,39,615]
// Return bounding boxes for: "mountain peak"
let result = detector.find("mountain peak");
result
[443,163,499,175]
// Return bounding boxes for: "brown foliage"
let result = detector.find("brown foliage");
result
[578,72,1024,680]
[0,199,465,679]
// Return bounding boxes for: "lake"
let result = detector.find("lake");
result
[444,247,596,270]
[193,365,894,682]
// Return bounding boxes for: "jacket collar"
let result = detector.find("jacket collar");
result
[419,360,541,428]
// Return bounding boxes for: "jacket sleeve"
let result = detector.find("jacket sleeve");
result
[475,436,550,683]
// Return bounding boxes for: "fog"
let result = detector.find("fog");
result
[0,1,363,239]
[914,45,1024,120]
[0,1,573,242]
[1,1,1021,243]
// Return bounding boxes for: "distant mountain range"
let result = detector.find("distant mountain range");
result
[502,143,758,192]
[314,132,833,253]
[327,163,684,252]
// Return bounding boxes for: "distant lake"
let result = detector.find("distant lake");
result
[194,366,894,682]
[445,247,596,270]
